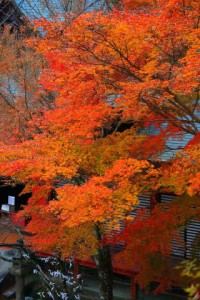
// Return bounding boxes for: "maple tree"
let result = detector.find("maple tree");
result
[0,0,199,299]
[0,25,55,144]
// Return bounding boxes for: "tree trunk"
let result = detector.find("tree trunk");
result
[93,225,113,300]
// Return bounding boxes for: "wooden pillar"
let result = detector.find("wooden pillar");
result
[130,275,138,300]
[74,259,79,282]
[150,193,160,210]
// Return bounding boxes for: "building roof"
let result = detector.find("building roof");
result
[0,0,24,27]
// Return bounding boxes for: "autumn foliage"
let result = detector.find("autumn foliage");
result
[0,26,55,143]
[0,0,200,297]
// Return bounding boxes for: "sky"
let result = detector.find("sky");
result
[15,0,101,20]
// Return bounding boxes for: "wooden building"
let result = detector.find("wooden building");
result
[0,0,24,30]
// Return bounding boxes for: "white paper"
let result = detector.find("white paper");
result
[8,196,15,205]
[1,204,9,211]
